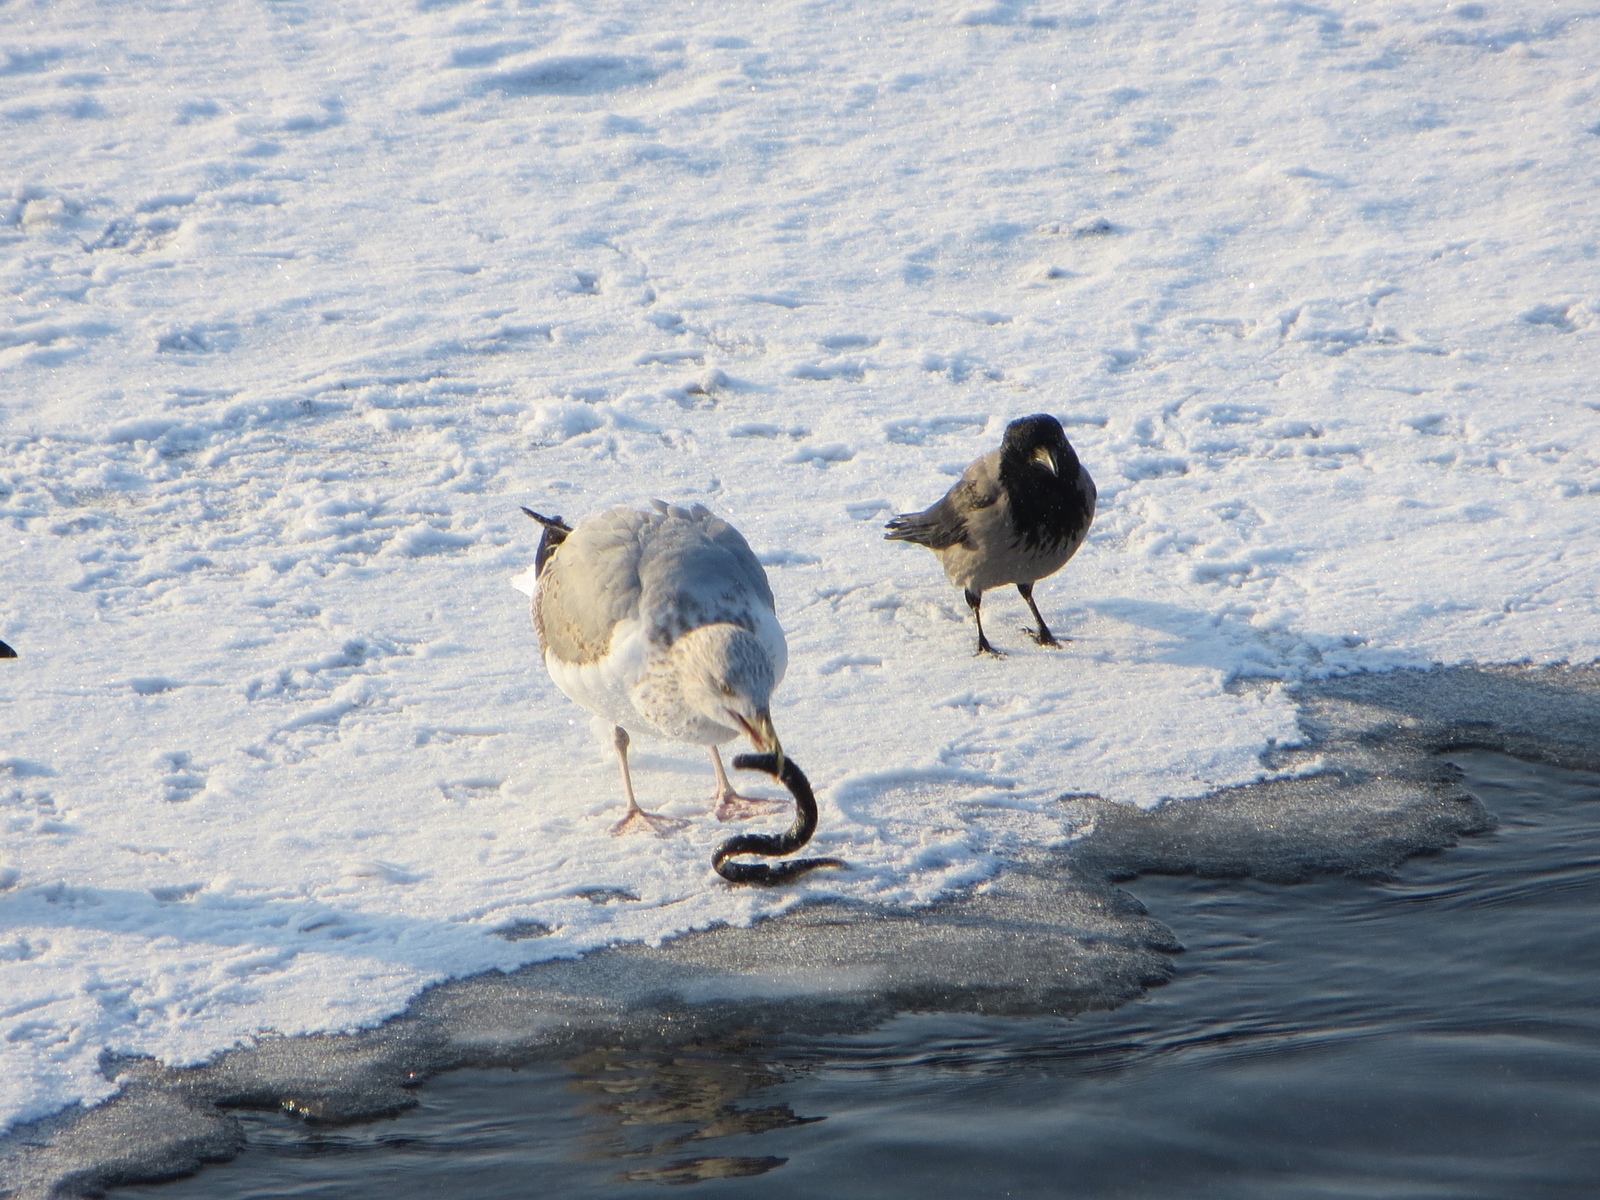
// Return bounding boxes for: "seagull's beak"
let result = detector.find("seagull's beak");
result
[1030,444,1058,475]
[752,710,783,777]
[731,709,784,775]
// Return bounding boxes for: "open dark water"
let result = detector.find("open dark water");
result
[117,750,1600,1199]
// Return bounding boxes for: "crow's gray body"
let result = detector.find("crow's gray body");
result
[887,415,1096,654]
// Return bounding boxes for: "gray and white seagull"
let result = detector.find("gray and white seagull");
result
[516,501,789,836]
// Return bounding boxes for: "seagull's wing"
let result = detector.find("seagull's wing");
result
[534,506,649,665]
[637,505,776,636]
[884,451,1002,549]
[633,504,787,683]
[693,503,777,612]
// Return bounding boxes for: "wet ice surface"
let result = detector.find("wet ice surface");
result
[103,734,1600,1198]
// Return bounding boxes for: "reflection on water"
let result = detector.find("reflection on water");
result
[619,1156,787,1186]
[565,1040,819,1183]
[116,750,1600,1198]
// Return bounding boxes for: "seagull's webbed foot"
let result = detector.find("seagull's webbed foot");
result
[975,634,1004,657]
[712,789,789,823]
[1025,626,1062,648]
[610,806,690,837]
[708,744,788,821]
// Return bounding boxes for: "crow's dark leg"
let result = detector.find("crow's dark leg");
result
[1017,582,1061,647]
[965,588,1001,656]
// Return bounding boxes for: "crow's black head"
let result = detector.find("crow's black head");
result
[997,414,1088,549]
[999,414,1081,493]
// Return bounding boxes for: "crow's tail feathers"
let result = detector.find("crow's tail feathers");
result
[884,511,937,544]
[884,503,965,550]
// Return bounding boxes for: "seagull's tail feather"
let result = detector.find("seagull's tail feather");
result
[520,507,572,532]
[0,640,15,659]
[713,754,845,886]
[521,507,573,578]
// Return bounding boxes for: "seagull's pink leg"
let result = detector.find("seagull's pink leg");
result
[608,726,688,836]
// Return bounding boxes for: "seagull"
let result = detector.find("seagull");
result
[517,502,790,836]
[885,414,1096,655]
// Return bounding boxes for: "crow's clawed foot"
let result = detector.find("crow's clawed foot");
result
[610,807,690,837]
[713,790,789,822]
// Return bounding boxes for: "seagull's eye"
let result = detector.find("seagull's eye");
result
[720,683,736,697]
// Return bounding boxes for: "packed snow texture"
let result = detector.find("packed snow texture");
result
[1,0,1596,1138]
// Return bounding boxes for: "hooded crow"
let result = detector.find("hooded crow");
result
[885,414,1096,655]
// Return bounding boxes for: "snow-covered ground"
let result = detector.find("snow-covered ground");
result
[1,0,1596,1138]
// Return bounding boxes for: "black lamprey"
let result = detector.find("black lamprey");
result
[713,753,844,885]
